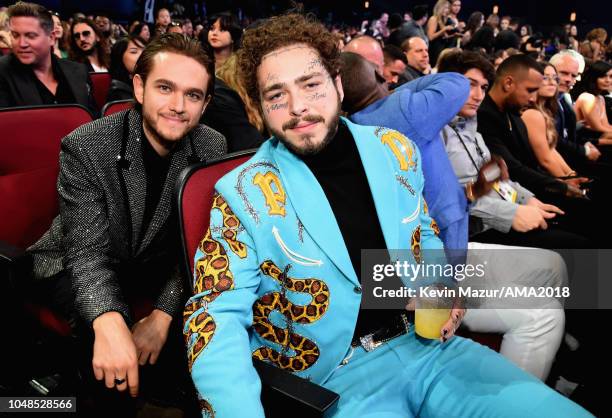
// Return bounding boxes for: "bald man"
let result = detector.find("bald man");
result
[343,35,385,75]
[401,36,430,81]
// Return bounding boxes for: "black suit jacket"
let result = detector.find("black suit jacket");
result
[201,78,264,152]
[555,94,588,165]
[477,94,566,196]
[28,110,227,325]
[0,54,96,113]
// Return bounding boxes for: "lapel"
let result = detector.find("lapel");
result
[271,118,400,286]
[10,56,44,105]
[56,59,88,106]
[120,110,147,254]
[346,119,400,250]
[272,137,359,286]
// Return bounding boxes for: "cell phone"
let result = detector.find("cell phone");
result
[482,163,501,182]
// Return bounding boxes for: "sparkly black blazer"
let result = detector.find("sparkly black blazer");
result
[29,109,227,325]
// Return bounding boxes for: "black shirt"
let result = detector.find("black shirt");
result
[140,130,172,238]
[303,120,402,340]
[32,56,76,105]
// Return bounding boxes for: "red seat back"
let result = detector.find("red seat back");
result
[0,105,93,248]
[89,72,111,111]
[101,99,133,117]
[176,150,254,288]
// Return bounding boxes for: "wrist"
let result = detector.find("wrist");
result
[93,311,127,332]
[151,309,173,325]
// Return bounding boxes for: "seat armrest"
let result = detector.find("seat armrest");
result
[254,359,339,416]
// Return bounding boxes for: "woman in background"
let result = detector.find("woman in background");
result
[427,0,456,66]
[461,11,484,46]
[130,22,151,43]
[51,12,68,58]
[573,61,612,138]
[522,64,578,177]
[205,12,242,69]
[106,35,146,103]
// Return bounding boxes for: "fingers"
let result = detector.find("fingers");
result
[115,373,128,392]
[542,204,564,215]
[138,350,150,366]
[104,369,115,389]
[496,157,510,180]
[93,364,104,381]
[440,309,464,343]
[541,210,556,219]
[127,363,139,398]
[149,350,159,365]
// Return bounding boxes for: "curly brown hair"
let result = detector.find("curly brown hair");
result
[237,13,341,106]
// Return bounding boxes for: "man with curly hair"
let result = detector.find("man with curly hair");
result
[185,13,591,418]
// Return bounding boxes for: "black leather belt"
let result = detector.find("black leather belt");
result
[351,313,411,352]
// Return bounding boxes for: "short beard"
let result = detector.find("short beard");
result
[269,96,342,157]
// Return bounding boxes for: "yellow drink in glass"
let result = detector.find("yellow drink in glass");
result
[415,308,451,339]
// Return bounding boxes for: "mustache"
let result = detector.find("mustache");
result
[282,114,325,131]
[161,111,187,121]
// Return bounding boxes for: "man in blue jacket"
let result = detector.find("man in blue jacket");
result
[185,13,592,418]
[342,51,469,254]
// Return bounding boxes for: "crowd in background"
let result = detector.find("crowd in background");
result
[1,1,611,416]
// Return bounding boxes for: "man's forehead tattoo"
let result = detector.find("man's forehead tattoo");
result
[261,44,314,61]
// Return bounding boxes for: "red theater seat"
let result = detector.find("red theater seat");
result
[0,105,93,248]
[0,105,93,339]
[89,72,111,112]
[175,150,340,416]
[101,99,133,117]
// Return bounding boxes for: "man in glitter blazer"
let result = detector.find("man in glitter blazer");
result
[27,34,226,410]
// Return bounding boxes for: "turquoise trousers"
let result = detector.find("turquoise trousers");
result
[323,329,592,418]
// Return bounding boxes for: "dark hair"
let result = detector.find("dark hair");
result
[130,22,150,38]
[465,25,495,54]
[438,50,495,84]
[495,53,543,83]
[69,17,110,69]
[133,33,215,106]
[465,12,484,35]
[237,13,340,106]
[208,12,242,48]
[571,60,612,100]
[495,30,520,51]
[383,44,408,65]
[388,13,403,31]
[412,5,429,21]
[520,24,533,37]
[7,1,53,34]
[109,35,146,84]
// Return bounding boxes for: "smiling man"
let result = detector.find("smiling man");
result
[184,13,590,418]
[0,1,95,112]
[28,33,226,414]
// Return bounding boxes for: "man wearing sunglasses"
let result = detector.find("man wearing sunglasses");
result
[0,1,96,113]
[69,17,109,73]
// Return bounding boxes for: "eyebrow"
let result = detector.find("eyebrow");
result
[261,71,325,96]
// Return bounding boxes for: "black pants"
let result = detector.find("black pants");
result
[75,316,200,418]
[25,269,200,417]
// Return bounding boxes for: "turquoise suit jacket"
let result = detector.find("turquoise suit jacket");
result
[184,118,444,417]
